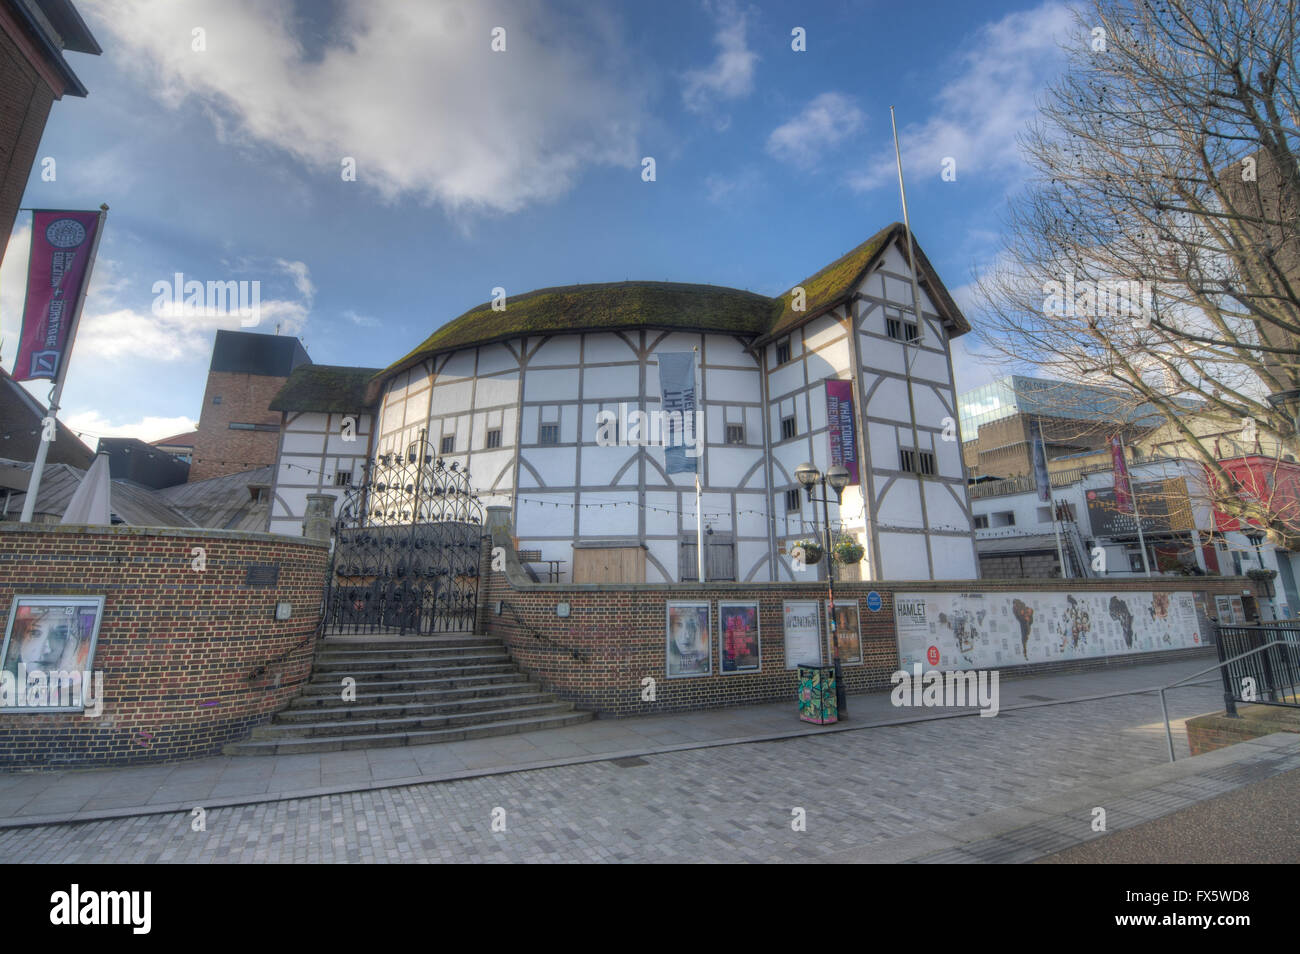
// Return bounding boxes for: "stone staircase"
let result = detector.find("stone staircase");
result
[224,633,591,755]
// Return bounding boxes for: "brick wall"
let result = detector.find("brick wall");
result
[0,524,329,767]
[1186,706,1300,756]
[480,529,1255,717]
[0,12,55,268]
[190,370,288,481]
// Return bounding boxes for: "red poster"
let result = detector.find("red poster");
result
[14,210,102,382]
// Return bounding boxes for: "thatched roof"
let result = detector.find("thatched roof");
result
[370,225,968,398]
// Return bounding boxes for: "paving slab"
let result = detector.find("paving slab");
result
[0,653,1255,835]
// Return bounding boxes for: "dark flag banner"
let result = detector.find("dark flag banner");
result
[657,351,697,475]
[15,210,102,382]
[824,378,860,485]
[1111,435,1134,514]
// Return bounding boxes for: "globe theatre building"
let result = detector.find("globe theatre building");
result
[267,223,979,583]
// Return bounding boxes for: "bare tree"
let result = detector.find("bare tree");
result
[975,0,1300,544]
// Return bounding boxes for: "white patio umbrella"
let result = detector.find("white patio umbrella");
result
[60,450,112,525]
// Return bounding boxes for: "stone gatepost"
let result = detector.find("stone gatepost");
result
[303,494,336,542]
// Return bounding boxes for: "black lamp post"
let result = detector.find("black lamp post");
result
[795,461,851,718]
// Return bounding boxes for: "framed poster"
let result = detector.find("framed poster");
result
[1,595,105,711]
[718,602,761,674]
[827,600,863,666]
[666,602,711,678]
[783,600,822,670]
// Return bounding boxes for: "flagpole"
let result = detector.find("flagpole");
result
[694,345,705,583]
[890,106,926,352]
[1118,432,1152,576]
[20,204,108,523]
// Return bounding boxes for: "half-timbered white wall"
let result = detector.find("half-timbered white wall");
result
[374,331,772,583]
[764,244,978,581]
[268,410,374,535]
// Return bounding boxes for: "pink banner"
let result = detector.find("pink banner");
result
[14,210,101,382]
[1111,435,1133,514]
[824,378,860,486]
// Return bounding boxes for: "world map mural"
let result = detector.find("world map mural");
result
[894,591,1203,671]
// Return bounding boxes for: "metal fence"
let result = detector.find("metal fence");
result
[1214,623,1300,713]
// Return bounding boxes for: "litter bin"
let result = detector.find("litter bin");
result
[797,665,838,724]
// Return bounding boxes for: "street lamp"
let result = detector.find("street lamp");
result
[796,461,852,718]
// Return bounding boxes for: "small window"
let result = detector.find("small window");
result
[486,428,502,449]
[211,395,223,405]
[886,317,919,342]
[784,488,802,513]
[725,423,745,445]
[973,514,989,529]
[780,416,797,441]
[539,424,560,445]
[776,339,791,365]
[334,471,352,487]
[440,435,455,455]
[900,448,935,476]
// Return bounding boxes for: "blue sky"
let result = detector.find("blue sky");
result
[2,0,1084,444]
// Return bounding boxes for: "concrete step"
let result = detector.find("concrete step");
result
[274,691,562,723]
[224,710,594,755]
[306,662,519,684]
[317,639,499,655]
[313,651,510,672]
[288,679,539,708]
[298,672,528,698]
[251,701,578,739]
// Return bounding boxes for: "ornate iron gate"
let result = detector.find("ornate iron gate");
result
[324,432,484,634]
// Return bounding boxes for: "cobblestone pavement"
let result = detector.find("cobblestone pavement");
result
[0,683,1230,863]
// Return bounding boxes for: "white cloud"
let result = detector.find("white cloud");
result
[1,228,313,367]
[682,0,758,116]
[766,93,865,168]
[849,1,1076,191]
[63,411,197,446]
[344,309,379,328]
[82,0,647,215]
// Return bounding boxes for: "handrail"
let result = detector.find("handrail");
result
[1157,638,1295,762]
[497,599,586,662]
[247,628,318,682]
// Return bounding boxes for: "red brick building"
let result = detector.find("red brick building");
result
[0,0,99,266]
[189,330,310,481]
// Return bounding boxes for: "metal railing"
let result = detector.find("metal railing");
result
[1156,630,1300,762]
[1214,623,1300,714]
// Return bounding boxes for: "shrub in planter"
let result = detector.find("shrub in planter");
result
[833,538,865,565]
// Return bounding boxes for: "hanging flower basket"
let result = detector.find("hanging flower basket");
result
[1246,568,1277,582]
[833,538,865,565]
[792,539,823,565]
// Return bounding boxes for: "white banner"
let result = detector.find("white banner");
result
[782,600,822,670]
[894,590,1203,671]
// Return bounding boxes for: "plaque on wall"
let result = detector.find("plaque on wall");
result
[245,564,281,587]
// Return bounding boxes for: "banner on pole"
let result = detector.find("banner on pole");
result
[824,378,860,485]
[657,352,697,475]
[1111,435,1134,514]
[14,210,101,382]
[1031,420,1051,502]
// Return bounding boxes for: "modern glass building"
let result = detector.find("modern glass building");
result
[957,375,1173,442]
